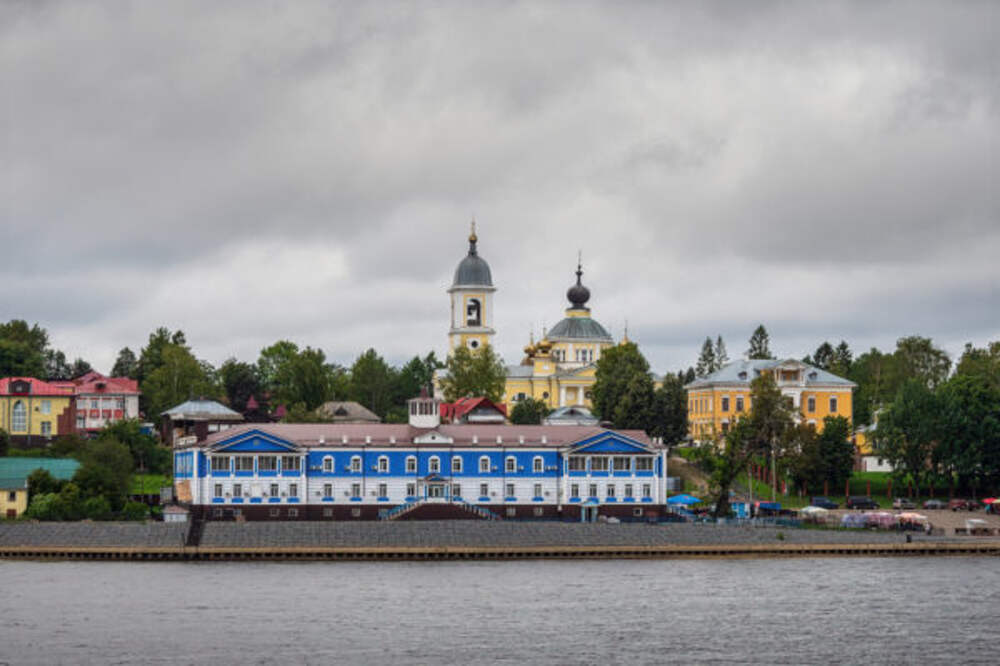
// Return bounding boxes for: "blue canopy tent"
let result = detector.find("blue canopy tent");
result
[667,494,701,505]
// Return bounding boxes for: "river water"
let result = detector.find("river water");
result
[1,557,996,665]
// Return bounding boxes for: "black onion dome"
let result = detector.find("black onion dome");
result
[566,261,590,308]
[452,230,493,286]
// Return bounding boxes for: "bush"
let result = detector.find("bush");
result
[83,495,113,521]
[121,501,149,521]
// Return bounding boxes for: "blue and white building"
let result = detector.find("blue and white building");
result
[173,394,669,521]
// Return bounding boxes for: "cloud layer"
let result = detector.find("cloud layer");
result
[3,1,998,374]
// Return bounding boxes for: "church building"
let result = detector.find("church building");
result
[445,226,618,411]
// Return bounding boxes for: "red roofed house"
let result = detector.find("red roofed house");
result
[71,371,141,433]
[0,377,77,446]
[440,397,508,425]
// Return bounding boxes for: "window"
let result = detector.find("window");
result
[635,457,653,471]
[76,415,85,429]
[721,396,730,412]
[323,456,333,472]
[624,484,634,498]
[270,508,280,517]
[40,421,52,436]
[234,456,254,472]
[452,484,461,498]
[90,399,99,409]
[406,483,416,497]
[323,483,333,498]
[506,507,516,517]
[259,456,277,472]
[379,483,388,498]
[830,396,838,413]
[323,508,333,518]
[233,483,243,497]
[591,457,608,471]
[736,396,745,412]
[452,456,463,473]
[466,297,482,326]
[351,483,361,498]
[533,457,543,473]
[570,484,579,498]
[606,484,615,498]
[505,483,515,497]
[289,483,298,497]
[40,400,51,414]
[214,484,223,498]
[8,490,16,502]
[11,401,25,432]
[288,508,298,518]
[282,456,300,472]
[505,456,516,473]
[568,456,585,471]
[429,456,441,473]
[350,456,362,473]
[479,456,490,473]
[533,507,544,517]
[633,507,644,517]
[588,483,598,498]
[807,396,816,412]
[406,456,417,473]
[378,456,389,473]
[533,483,542,498]
[612,456,631,473]
[479,483,489,497]
[270,483,279,497]
[642,484,652,498]
[516,392,526,401]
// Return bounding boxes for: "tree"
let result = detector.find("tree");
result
[650,374,688,444]
[44,349,72,380]
[0,319,48,377]
[714,336,729,369]
[111,347,139,378]
[591,342,652,423]
[439,344,507,403]
[817,415,855,491]
[509,397,550,425]
[612,374,656,431]
[141,344,219,419]
[955,341,1000,390]
[830,341,853,377]
[100,419,169,474]
[848,347,894,427]
[811,342,835,370]
[70,358,92,378]
[936,373,1000,496]
[73,438,134,511]
[218,358,262,413]
[875,380,942,495]
[785,423,823,492]
[396,352,442,403]
[257,340,301,395]
[683,367,696,384]
[82,495,112,521]
[695,338,716,378]
[137,327,187,383]
[893,336,951,389]
[747,325,774,360]
[27,468,63,500]
[349,349,396,417]
[280,402,332,424]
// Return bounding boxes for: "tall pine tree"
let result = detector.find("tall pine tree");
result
[695,337,716,378]
[747,325,774,360]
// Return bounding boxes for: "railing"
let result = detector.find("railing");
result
[381,500,421,521]
[456,500,502,521]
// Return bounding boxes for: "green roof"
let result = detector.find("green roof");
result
[0,457,80,489]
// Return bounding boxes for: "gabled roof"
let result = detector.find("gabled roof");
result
[685,359,856,389]
[441,397,507,422]
[0,377,76,397]
[568,431,655,454]
[162,399,244,420]
[315,401,380,423]
[72,372,140,395]
[209,429,299,453]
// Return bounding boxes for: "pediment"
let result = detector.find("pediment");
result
[210,429,299,453]
[569,431,654,455]
[413,430,454,445]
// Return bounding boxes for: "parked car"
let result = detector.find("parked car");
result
[893,497,916,510]
[948,499,979,512]
[923,499,946,510]
[847,496,880,510]
[810,496,839,509]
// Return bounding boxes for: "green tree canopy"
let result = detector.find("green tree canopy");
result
[73,438,134,511]
[219,358,263,413]
[955,341,1000,390]
[439,344,507,403]
[875,379,942,493]
[509,397,550,425]
[349,348,397,417]
[714,336,729,368]
[590,342,656,431]
[650,374,688,444]
[0,319,49,377]
[111,347,139,378]
[747,324,774,360]
[141,343,219,418]
[695,337,716,378]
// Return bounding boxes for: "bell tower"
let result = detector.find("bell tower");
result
[448,222,496,353]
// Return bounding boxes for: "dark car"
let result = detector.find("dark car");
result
[948,499,978,511]
[847,496,880,510]
[923,499,946,510]
[893,497,916,510]
[810,496,839,509]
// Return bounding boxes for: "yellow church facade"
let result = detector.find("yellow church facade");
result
[445,228,616,410]
[685,359,855,443]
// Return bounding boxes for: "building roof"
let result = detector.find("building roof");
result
[441,397,508,422]
[0,457,81,489]
[72,372,140,395]
[506,365,535,378]
[548,316,613,341]
[0,377,76,397]
[315,401,381,423]
[452,230,493,287]
[685,359,856,389]
[191,423,656,450]
[162,399,244,421]
[543,405,599,426]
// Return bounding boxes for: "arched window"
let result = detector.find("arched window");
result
[505,456,517,473]
[406,456,417,473]
[322,456,333,473]
[452,456,463,473]
[378,456,389,473]
[479,456,490,473]
[466,298,482,326]
[533,456,543,473]
[350,456,361,473]
[11,400,26,432]
[429,456,441,473]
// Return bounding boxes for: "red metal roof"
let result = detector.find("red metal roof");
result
[72,373,140,395]
[440,396,508,421]
[0,377,77,397]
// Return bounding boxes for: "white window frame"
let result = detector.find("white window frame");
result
[479,483,489,497]
[606,484,615,498]
[323,483,333,498]
[406,482,416,497]
[642,484,652,498]
[591,457,608,471]
[479,456,490,473]
[635,457,653,471]
[258,456,277,472]
[505,483,515,497]
[40,421,52,436]
[429,456,441,473]
[588,483,597,497]
[406,456,417,473]
[451,483,461,498]
[533,483,542,497]
[570,484,579,498]
[234,456,254,472]
[505,456,516,473]
[11,401,26,432]
[323,456,333,473]
[452,456,463,473]
[282,456,300,472]
[233,483,243,498]
[270,483,279,497]
[289,483,298,497]
[351,483,361,498]
[624,484,634,498]
[568,456,585,471]
[378,456,389,473]
[830,396,838,413]
[350,456,362,473]
[214,484,223,498]
[532,456,543,473]
[378,483,388,498]
[41,400,51,415]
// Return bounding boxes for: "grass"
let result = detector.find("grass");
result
[130,473,171,495]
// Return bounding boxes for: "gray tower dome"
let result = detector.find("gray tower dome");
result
[452,228,493,287]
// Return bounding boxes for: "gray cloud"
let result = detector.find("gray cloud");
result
[2,1,997,374]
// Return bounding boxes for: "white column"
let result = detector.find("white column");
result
[559,386,566,407]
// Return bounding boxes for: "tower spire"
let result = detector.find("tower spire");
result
[468,218,478,255]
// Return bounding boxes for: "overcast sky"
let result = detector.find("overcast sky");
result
[3,1,998,376]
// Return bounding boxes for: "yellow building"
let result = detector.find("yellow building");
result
[0,457,80,519]
[502,261,617,410]
[685,359,855,443]
[0,377,76,445]
[448,224,496,353]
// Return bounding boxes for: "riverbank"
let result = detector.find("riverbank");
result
[2,521,998,560]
